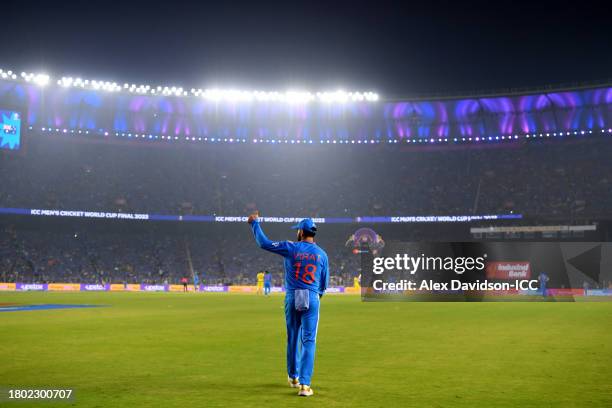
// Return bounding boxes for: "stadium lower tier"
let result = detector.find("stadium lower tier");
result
[0,221,367,287]
[2,217,611,288]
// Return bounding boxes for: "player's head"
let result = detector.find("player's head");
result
[291,218,317,241]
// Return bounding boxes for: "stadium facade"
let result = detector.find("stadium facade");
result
[0,72,610,146]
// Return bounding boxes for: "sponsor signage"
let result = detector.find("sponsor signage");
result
[140,284,168,292]
[586,289,612,296]
[80,283,110,291]
[0,283,16,291]
[48,283,80,291]
[229,286,257,293]
[16,283,47,291]
[200,285,228,292]
[326,287,345,293]
[0,207,520,224]
[0,282,382,295]
[486,262,531,279]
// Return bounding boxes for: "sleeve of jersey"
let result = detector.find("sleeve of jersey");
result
[320,255,329,294]
[251,220,292,257]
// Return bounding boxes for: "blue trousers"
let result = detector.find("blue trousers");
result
[264,283,271,295]
[284,290,320,386]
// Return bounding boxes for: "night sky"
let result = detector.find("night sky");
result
[4,0,611,98]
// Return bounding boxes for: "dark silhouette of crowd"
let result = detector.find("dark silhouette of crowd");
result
[0,224,362,286]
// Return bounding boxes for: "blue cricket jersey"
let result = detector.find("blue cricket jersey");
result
[251,220,329,295]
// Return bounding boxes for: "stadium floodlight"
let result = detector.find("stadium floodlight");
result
[192,88,377,103]
[2,67,381,102]
[20,72,50,86]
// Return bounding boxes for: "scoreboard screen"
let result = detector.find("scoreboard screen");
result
[0,109,22,151]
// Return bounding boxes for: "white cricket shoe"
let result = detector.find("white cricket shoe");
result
[298,385,314,397]
[288,376,300,388]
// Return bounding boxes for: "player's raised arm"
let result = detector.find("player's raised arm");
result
[248,212,293,256]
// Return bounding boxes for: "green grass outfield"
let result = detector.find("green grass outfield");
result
[1,292,611,407]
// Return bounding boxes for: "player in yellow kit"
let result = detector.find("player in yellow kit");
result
[256,270,265,295]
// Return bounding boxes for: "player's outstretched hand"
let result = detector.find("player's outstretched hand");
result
[248,211,259,224]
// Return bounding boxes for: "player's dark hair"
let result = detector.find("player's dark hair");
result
[302,229,316,238]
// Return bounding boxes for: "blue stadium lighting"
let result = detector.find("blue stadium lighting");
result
[26,123,611,147]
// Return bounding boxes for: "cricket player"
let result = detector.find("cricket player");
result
[264,270,272,296]
[354,274,361,289]
[256,270,265,294]
[248,212,329,397]
[193,273,199,292]
[538,272,550,297]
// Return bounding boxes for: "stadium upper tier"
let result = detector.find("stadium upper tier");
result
[0,72,610,146]
[1,134,612,220]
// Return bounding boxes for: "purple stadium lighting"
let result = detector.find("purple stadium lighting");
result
[0,67,610,148]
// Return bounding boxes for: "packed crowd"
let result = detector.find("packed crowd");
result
[0,134,611,219]
[0,224,363,286]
